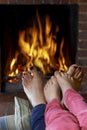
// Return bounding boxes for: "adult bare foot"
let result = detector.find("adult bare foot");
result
[67,64,84,90]
[44,76,61,103]
[22,67,46,107]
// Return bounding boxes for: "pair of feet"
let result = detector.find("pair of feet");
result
[22,64,84,107]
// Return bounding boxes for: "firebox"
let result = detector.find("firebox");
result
[0,4,78,92]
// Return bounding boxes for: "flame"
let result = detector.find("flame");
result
[8,52,19,76]
[8,12,68,77]
[10,58,16,71]
[58,38,67,71]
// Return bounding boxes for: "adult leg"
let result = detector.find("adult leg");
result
[22,67,46,130]
[30,104,46,130]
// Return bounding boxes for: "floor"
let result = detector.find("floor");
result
[0,91,87,116]
[0,92,28,116]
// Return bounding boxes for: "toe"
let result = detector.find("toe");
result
[67,64,78,76]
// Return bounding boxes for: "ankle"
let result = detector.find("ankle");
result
[33,100,46,107]
[62,87,73,96]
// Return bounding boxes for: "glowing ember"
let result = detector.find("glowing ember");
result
[7,11,68,77]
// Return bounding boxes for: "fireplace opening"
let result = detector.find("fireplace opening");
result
[0,4,78,92]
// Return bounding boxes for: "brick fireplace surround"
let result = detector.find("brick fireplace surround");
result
[0,0,87,116]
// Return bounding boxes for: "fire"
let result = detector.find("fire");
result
[58,38,67,71]
[8,53,19,76]
[8,12,68,77]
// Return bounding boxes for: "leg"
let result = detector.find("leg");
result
[22,67,46,107]
[61,64,84,105]
[44,76,80,130]
[30,104,46,130]
[55,70,87,130]
[22,67,46,130]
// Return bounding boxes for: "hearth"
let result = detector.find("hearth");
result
[0,4,78,92]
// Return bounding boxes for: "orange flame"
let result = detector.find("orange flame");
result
[8,12,68,77]
[8,52,19,76]
[58,38,67,71]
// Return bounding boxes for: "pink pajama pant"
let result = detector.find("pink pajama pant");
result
[45,89,87,130]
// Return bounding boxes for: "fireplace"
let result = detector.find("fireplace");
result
[0,4,78,92]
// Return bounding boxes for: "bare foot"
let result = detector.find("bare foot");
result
[67,64,84,90]
[67,64,78,77]
[55,65,84,96]
[55,71,74,94]
[54,71,76,108]
[44,76,61,103]
[22,67,46,107]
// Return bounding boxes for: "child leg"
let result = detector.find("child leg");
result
[64,89,87,130]
[44,76,80,130]
[55,69,87,130]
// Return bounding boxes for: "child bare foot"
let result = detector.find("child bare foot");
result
[55,72,74,95]
[44,76,61,103]
[67,64,78,76]
[67,64,84,90]
[22,67,46,107]
[54,71,76,108]
[54,65,83,106]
